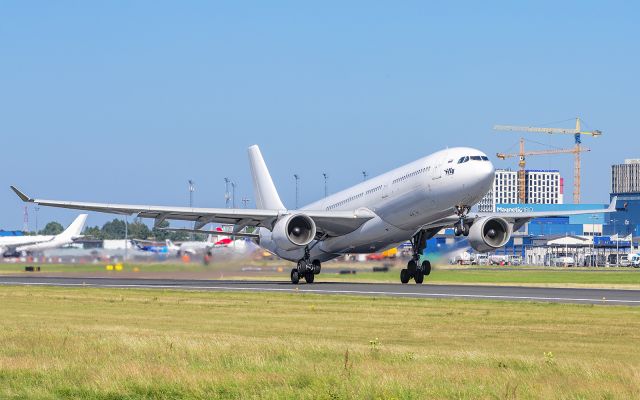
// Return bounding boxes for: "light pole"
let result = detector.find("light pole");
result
[188,180,195,208]
[231,182,236,208]
[188,180,195,240]
[322,173,328,197]
[224,178,231,208]
[612,218,619,267]
[34,205,40,233]
[294,174,300,209]
[124,214,128,263]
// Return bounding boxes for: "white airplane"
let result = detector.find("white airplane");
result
[165,227,252,256]
[168,238,210,256]
[0,214,88,256]
[11,145,616,284]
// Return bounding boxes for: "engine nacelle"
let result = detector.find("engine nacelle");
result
[271,213,317,251]
[468,217,512,253]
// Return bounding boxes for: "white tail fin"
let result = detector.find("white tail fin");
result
[56,214,88,241]
[248,145,285,210]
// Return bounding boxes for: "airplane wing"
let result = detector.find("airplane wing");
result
[419,197,618,232]
[10,186,375,237]
[158,227,260,238]
[473,197,617,230]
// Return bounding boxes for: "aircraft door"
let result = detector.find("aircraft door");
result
[382,183,389,199]
[432,162,442,180]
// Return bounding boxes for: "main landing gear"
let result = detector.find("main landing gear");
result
[400,229,434,284]
[290,246,321,284]
[453,205,471,237]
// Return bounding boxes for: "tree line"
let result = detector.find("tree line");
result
[34,219,195,241]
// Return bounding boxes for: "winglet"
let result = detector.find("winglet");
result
[609,196,618,212]
[10,186,33,202]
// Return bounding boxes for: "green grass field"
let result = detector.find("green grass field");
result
[1,286,640,399]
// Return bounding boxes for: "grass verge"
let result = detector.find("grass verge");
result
[1,286,640,399]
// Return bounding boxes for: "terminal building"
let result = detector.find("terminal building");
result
[455,159,640,265]
[607,159,640,237]
[477,169,563,212]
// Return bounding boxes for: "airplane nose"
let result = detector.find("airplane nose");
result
[476,159,495,187]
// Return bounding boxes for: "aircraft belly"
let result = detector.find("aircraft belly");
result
[318,217,412,254]
[376,186,445,231]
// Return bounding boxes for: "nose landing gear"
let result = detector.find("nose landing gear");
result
[453,205,471,237]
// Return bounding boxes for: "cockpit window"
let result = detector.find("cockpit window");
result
[458,155,489,163]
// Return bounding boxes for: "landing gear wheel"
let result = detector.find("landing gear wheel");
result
[304,272,315,283]
[400,269,410,284]
[454,225,463,237]
[463,225,470,236]
[407,259,417,276]
[421,260,432,276]
[312,260,321,275]
[290,269,300,284]
[414,269,424,284]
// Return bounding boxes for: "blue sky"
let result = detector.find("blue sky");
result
[1,1,638,229]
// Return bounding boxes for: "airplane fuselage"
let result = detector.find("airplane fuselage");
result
[259,147,495,262]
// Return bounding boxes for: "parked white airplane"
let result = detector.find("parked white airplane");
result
[165,227,253,256]
[11,145,616,284]
[0,214,88,256]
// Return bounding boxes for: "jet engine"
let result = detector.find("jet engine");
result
[467,217,512,253]
[271,213,317,251]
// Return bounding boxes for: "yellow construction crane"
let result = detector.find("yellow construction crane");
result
[496,137,590,204]
[493,117,602,203]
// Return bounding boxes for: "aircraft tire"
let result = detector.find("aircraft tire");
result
[414,269,424,284]
[291,269,300,284]
[312,260,321,275]
[400,268,410,284]
[407,259,417,276]
[304,272,315,283]
[421,260,432,276]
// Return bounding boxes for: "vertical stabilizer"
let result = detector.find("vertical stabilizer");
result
[56,214,88,241]
[248,145,285,210]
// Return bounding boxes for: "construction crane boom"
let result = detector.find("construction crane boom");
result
[493,125,602,137]
[493,117,602,203]
[497,147,591,160]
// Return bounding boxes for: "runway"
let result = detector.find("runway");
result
[1,275,640,305]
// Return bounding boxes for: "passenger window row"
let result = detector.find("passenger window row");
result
[326,185,383,210]
[393,167,427,185]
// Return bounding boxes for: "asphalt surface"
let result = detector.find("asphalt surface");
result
[1,275,640,305]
